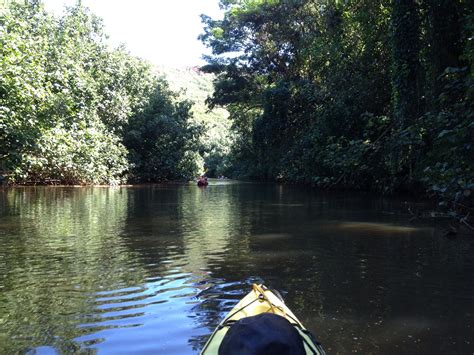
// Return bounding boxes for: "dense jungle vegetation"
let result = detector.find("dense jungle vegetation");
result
[200,0,473,209]
[1,0,473,213]
[0,1,204,184]
[157,66,232,178]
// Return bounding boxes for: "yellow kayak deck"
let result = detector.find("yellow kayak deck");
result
[200,284,325,354]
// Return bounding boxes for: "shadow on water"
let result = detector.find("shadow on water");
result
[0,184,473,354]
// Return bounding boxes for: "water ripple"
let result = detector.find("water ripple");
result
[1,186,473,354]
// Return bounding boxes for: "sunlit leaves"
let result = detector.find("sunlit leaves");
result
[1,1,200,184]
[124,81,203,182]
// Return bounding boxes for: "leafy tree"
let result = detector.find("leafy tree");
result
[124,80,203,182]
[200,0,473,206]
[157,66,232,178]
[1,1,201,184]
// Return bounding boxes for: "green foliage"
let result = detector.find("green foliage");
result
[418,67,473,204]
[1,1,200,184]
[124,81,203,182]
[18,121,129,185]
[158,66,232,177]
[201,0,473,205]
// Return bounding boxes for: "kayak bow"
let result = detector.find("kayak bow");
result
[201,284,325,354]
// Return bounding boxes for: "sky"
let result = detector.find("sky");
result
[42,0,223,67]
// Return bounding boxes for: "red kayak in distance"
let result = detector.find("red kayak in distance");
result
[197,176,208,187]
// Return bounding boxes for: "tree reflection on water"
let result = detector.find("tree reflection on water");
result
[1,184,473,354]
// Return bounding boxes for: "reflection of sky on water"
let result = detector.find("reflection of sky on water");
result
[0,185,473,354]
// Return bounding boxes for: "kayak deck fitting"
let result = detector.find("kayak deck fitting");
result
[201,284,325,354]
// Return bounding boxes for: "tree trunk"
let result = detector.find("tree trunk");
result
[391,0,422,128]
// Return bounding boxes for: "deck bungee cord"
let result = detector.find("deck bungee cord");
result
[200,284,325,355]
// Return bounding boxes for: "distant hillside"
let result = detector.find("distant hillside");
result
[156,66,232,176]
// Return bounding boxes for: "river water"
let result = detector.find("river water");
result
[0,182,473,354]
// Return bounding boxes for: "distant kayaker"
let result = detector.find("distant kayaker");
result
[197,175,208,187]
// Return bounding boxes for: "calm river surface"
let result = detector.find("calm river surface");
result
[1,182,473,354]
